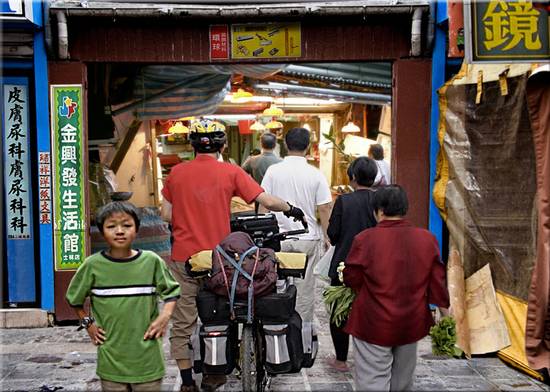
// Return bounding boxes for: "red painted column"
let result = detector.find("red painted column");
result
[392,59,432,229]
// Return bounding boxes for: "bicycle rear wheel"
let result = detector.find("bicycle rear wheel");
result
[241,325,265,392]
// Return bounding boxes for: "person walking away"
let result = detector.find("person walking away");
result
[326,156,378,372]
[261,127,332,345]
[343,185,449,391]
[161,119,305,392]
[66,201,181,392]
[368,143,391,186]
[242,132,282,185]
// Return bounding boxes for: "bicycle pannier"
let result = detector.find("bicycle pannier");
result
[196,288,231,324]
[301,322,318,368]
[190,321,203,374]
[255,284,297,322]
[199,323,237,375]
[262,311,303,374]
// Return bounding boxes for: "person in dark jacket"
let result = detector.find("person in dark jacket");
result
[343,185,449,391]
[325,156,378,372]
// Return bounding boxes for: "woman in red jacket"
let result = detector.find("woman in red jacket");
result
[343,185,449,391]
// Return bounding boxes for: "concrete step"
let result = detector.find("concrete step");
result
[0,308,50,328]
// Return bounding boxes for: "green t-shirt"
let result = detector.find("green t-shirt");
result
[66,250,180,383]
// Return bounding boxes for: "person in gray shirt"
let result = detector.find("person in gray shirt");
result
[242,132,282,185]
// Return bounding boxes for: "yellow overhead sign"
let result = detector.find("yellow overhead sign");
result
[231,22,301,59]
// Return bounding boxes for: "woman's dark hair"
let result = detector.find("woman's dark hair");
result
[260,132,277,150]
[285,127,310,152]
[96,201,140,233]
[346,156,378,187]
[372,185,408,217]
[369,144,385,160]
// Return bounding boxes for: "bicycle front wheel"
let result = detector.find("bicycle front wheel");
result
[241,324,265,392]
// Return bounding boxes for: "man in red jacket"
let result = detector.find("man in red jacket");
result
[343,185,449,391]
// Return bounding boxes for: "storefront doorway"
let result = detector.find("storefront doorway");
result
[47,5,433,320]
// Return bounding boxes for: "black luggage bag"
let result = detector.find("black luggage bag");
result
[230,212,281,251]
[255,284,297,322]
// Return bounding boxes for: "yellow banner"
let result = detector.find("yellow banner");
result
[231,23,301,59]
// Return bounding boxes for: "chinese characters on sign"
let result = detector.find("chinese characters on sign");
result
[210,25,229,60]
[51,85,87,270]
[472,0,549,61]
[39,152,52,224]
[3,84,32,239]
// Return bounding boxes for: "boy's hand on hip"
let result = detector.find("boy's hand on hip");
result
[87,325,106,346]
[144,314,170,340]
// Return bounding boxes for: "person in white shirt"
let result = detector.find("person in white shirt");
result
[368,143,391,186]
[261,127,332,328]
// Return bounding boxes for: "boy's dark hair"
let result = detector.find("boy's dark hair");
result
[369,144,385,160]
[285,127,310,152]
[372,185,408,217]
[260,132,277,150]
[346,156,378,187]
[96,201,140,233]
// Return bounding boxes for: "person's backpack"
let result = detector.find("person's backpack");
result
[206,231,278,322]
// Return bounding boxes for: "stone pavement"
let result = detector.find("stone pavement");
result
[1,278,549,391]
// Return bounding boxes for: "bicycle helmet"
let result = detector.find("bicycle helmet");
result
[189,119,227,153]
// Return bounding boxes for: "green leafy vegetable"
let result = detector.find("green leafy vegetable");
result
[429,316,463,357]
[323,286,356,327]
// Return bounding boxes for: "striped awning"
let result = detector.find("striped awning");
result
[118,64,285,120]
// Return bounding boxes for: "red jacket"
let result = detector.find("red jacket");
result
[343,219,449,347]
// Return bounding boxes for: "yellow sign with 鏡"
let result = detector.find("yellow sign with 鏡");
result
[231,23,301,59]
[472,0,549,61]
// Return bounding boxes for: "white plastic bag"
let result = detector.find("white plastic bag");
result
[314,246,334,281]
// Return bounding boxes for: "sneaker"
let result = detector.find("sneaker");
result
[201,374,227,391]
[180,384,199,392]
[325,357,350,372]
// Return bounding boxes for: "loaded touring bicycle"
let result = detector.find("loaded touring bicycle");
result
[188,212,318,391]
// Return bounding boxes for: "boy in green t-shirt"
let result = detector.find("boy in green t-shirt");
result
[66,201,181,391]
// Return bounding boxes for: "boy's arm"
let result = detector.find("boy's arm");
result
[145,256,181,340]
[66,260,105,344]
[144,300,176,340]
[72,305,106,345]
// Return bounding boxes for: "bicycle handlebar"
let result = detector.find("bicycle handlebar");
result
[231,212,308,249]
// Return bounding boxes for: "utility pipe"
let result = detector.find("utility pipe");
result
[56,5,427,18]
[43,0,54,57]
[282,64,392,87]
[254,82,391,103]
[56,10,69,59]
[426,0,436,56]
[411,7,423,56]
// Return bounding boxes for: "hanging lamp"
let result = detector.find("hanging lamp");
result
[262,103,284,117]
[265,120,283,129]
[341,121,360,133]
[250,120,266,131]
[231,88,254,103]
[168,121,189,134]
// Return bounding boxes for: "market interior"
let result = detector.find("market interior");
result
[86,62,393,254]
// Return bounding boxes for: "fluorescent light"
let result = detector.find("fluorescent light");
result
[204,114,256,121]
